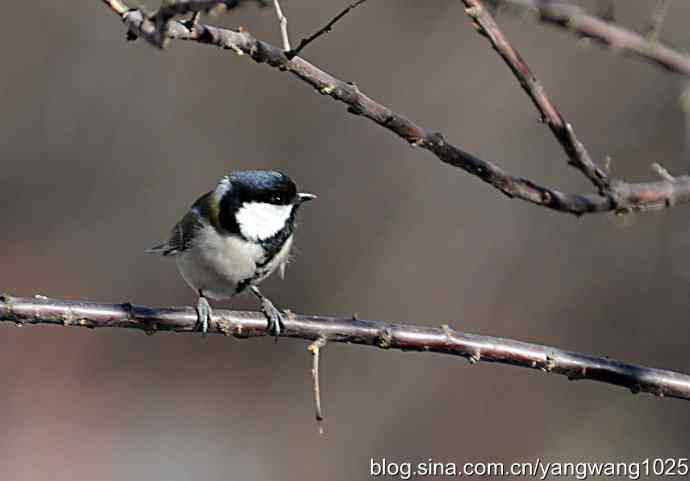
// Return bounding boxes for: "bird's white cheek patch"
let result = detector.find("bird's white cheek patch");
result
[236,202,292,240]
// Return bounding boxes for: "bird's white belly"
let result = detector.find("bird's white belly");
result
[176,225,262,299]
[175,224,292,300]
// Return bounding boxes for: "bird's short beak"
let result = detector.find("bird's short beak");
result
[298,192,317,203]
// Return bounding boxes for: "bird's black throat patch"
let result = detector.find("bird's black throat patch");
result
[233,206,300,295]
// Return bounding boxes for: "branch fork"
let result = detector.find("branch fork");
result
[101,0,690,216]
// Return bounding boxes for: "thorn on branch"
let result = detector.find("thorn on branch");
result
[347,81,360,94]
[652,162,675,182]
[441,323,453,340]
[285,0,369,60]
[467,351,481,365]
[540,190,552,204]
[234,322,244,336]
[603,155,612,175]
[443,324,480,363]
[464,6,481,19]
[542,354,556,373]
[375,327,393,349]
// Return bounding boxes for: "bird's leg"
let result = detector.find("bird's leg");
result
[196,291,212,335]
[249,286,284,341]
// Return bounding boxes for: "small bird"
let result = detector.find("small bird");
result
[147,170,315,337]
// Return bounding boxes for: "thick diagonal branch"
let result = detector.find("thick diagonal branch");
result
[99,3,690,215]
[2,295,689,401]
[463,0,610,194]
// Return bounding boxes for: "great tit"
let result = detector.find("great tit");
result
[147,170,316,337]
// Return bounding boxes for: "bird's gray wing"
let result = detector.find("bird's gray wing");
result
[146,208,204,256]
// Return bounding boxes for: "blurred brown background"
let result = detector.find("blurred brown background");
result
[1,0,690,479]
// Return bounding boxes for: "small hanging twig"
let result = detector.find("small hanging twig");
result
[308,337,328,434]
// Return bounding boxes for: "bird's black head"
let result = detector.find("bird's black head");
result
[225,170,298,206]
[216,170,315,241]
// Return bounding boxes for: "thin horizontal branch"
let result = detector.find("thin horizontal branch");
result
[462,0,610,195]
[2,295,689,401]
[497,0,690,78]
[100,3,690,216]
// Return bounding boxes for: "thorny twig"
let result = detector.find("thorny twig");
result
[3,295,690,401]
[285,0,369,60]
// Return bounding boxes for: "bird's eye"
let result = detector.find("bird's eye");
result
[271,195,283,203]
